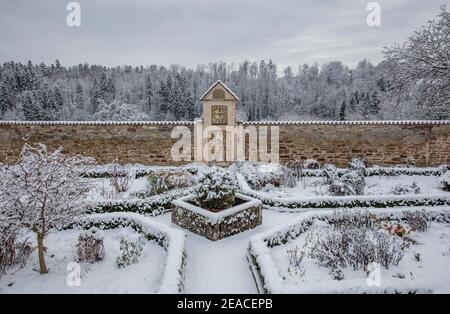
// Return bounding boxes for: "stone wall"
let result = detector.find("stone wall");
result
[0,121,449,166]
[0,122,194,165]
[245,121,450,167]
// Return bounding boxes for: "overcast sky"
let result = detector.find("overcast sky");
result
[0,0,445,70]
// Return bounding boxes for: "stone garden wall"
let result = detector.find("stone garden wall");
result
[0,121,449,166]
[0,121,194,165]
[245,121,450,167]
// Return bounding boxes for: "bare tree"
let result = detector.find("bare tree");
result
[0,144,94,273]
[382,6,450,119]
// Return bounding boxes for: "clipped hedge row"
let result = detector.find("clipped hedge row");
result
[298,166,448,178]
[87,189,190,216]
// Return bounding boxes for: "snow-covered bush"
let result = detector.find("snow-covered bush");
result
[322,164,338,185]
[76,228,105,263]
[230,162,282,190]
[438,164,449,175]
[194,166,237,210]
[403,210,429,232]
[348,158,367,175]
[109,160,133,193]
[147,171,192,196]
[303,159,320,169]
[439,171,450,191]
[328,170,365,196]
[390,182,421,195]
[0,144,94,273]
[116,233,145,268]
[0,224,33,279]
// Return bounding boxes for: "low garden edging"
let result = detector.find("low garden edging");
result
[247,207,450,294]
[75,212,187,293]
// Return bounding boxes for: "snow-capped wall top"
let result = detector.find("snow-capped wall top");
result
[243,120,450,125]
[0,120,194,125]
[0,120,449,126]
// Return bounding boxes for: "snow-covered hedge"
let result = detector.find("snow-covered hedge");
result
[82,164,202,179]
[247,207,450,294]
[75,212,186,293]
[282,166,448,178]
[87,189,190,216]
[439,171,450,191]
[237,174,450,211]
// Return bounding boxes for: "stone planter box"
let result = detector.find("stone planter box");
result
[171,193,262,241]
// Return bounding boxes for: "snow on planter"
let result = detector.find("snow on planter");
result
[172,193,262,241]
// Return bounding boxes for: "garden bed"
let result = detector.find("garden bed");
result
[0,213,187,294]
[237,173,450,210]
[247,207,450,294]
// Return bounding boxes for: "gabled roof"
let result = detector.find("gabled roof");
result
[199,80,239,101]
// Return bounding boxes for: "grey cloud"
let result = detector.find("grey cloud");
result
[0,0,445,69]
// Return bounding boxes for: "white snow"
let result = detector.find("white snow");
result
[153,210,299,293]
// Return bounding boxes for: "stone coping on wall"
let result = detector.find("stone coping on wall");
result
[0,120,194,125]
[0,120,449,126]
[243,120,450,125]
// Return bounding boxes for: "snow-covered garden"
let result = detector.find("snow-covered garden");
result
[1,144,449,293]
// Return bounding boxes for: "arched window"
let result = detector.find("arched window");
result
[212,89,225,99]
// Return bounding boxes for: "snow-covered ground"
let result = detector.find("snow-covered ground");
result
[0,228,166,294]
[153,210,299,293]
[2,163,449,294]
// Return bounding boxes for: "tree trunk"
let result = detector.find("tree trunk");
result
[37,233,48,274]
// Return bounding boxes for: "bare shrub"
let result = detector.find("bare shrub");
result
[286,246,305,278]
[109,159,133,193]
[0,225,33,278]
[76,228,105,263]
[403,210,430,232]
[285,160,311,189]
[116,233,145,268]
[390,182,421,195]
[308,211,407,278]
[331,209,373,230]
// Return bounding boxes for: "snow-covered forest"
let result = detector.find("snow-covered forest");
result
[0,7,448,122]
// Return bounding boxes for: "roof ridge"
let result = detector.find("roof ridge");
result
[199,80,239,101]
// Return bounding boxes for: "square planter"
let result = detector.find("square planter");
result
[171,193,262,241]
